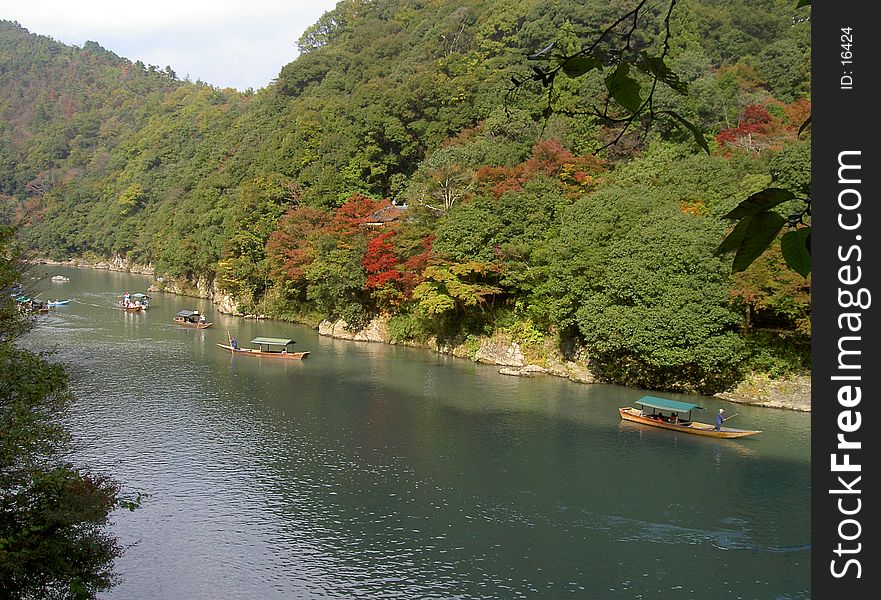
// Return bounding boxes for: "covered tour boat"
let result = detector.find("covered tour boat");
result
[217,336,310,360]
[619,396,761,439]
[174,310,212,329]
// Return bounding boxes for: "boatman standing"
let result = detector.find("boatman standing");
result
[715,408,725,430]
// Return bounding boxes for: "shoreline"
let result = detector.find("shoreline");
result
[39,258,811,412]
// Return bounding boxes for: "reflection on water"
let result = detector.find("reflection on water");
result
[20,267,811,599]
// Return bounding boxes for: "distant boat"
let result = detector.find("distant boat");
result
[217,336,310,360]
[618,396,761,439]
[118,292,150,311]
[118,301,145,311]
[13,295,49,312]
[47,299,71,306]
[51,275,70,282]
[174,310,212,329]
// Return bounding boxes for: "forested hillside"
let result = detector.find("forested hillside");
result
[0,0,811,393]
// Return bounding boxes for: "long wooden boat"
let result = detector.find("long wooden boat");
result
[174,310,213,329]
[619,396,761,439]
[217,336,310,360]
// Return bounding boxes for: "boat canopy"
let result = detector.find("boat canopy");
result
[177,310,198,318]
[635,396,703,413]
[131,293,150,299]
[250,337,295,347]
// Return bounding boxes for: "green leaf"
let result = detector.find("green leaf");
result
[715,217,752,255]
[796,0,811,7]
[604,64,642,113]
[731,211,787,273]
[781,227,811,277]
[722,188,795,220]
[662,110,710,155]
[636,53,688,94]
[562,56,602,78]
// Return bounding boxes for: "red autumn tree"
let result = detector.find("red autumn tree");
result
[329,194,392,238]
[363,231,402,289]
[265,205,332,284]
[715,99,810,153]
[475,140,605,198]
[398,235,434,298]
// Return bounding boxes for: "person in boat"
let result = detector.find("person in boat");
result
[199,314,206,324]
[715,408,725,430]
[670,412,678,424]
[231,336,238,349]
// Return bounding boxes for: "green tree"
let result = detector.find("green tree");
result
[575,207,744,393]
[305,236,369,328]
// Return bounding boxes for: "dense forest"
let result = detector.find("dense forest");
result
[0,0,811,394]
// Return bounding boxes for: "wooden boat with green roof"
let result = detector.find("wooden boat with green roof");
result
[217,336,310,359]
[619,396,761,439]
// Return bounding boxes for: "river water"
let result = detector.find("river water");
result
[21,266,811,599]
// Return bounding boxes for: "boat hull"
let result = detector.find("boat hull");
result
[119,304,146,311]
[217,343,309,359]
[619,407,761,438]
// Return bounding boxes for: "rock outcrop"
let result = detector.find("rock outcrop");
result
[716,374,811,411]
[318,318,388,342]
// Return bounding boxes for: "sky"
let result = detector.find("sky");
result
[0,0,341,91]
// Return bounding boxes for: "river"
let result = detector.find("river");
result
[21,266,811,599]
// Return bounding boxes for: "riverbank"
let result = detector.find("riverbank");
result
[36,259,811,411]
[317,316,811,412]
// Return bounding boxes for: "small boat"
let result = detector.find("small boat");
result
[619,396,761,439]
[217,336,310,360]
[51,275,70,282]
[47,299,71,306]
[118,301,146,311]
[13,296,45,315]
[174,310,212,329]
[118,292,150,311]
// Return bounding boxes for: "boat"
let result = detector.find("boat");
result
[51,275,70,282]
[15,298,48,314]
[118,301,146,311]
[618,396,761,439]
[47,299,71,306]
[119,292,150,311]
[174,309,213,329]
[217,336,310,360]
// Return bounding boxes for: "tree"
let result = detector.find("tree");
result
[574,207,745,393]
[405,146,475,214]
[1,226,139,598]
[363,230,405,311]
[217,174,300,308]
[511,0,812,276]
[412,261,503,337]
[265,205,332,297]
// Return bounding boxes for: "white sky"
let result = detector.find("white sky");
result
[0,0,340,91]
